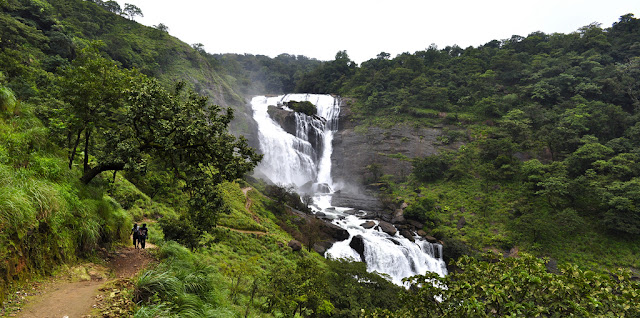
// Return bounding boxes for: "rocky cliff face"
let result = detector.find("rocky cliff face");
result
[330,99,445,212]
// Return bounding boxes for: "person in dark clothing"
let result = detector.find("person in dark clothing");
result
[138,223,148,249]
[131,223,139,248]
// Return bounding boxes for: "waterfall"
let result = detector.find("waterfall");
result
[251,94,447,285]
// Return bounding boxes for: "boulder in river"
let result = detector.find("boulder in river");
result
[324,222,349,241]
[313,241,333,256]
[377,221,397,236]
[391,215,406,224]
[400,229,415,242]
[360,221,376,229]
[424,235,438,243]
[349,235,366,262]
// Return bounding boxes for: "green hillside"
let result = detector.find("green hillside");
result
[1,0,639,316]
[297,15,640,268]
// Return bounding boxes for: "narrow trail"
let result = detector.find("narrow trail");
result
[240,187,266,232]
[11,241,156,318]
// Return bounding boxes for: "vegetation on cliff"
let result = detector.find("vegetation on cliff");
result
[298,14,640,269]
[2,0,640,316]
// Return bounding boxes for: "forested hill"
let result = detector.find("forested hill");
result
[1,0,640,316]
[1,0,321,138]
[296,15,640,267]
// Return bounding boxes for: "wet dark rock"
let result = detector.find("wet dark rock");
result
[400,229,415,242]
[314,183,331,193]
[349,235,366,262]
[417,230,427,237]
[391,215,406,224]
[343,209,358,215]
[267,106,297,136]
[407,220,424,229]
[424,235,438,243]
[325,222,349,241]
[360,221,376,229]
[313,242,332,256]
[331,101,448,189]
[377,221,397,236]
[387,238,402,246]
[330,191,384,214]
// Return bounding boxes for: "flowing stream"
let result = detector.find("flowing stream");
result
[251,94,447,285]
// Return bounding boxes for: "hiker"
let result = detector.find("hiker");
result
[138,223,148,249]
[131,223,139,248]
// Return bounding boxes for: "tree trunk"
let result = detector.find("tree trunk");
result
[80,162,125,184]
[68,128,83,169]
[83,128,91,172]
[244,278,258,318]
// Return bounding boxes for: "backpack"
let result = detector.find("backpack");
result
[138,227,148,238]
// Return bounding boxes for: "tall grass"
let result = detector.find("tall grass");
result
[133,242,229,317]
[0,105,132,302]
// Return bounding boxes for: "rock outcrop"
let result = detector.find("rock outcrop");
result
[349,235,366,262]
[376,221,397,236]
[331,100,444,188]
[288,240,302,251]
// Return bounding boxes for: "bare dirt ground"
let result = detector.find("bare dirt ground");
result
[3,240,156,318]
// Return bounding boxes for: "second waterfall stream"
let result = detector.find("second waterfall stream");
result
[250,94,447,285]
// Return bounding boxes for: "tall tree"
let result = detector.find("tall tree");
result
[122,3,143,20]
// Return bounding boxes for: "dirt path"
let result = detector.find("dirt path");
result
[217,225,268,236]
[10,241,156,318]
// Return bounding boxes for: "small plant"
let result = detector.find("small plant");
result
[285,100,317,116]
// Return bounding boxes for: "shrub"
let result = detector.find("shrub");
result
[403,196,437,226]
[412,155,449,182]
[285,100,317,116]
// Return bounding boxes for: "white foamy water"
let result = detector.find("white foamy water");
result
[251,93,447,285]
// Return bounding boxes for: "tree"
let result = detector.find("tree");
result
[388,253,640,317]
[264,257,333,317]
[122,3,143,20]
[603,178,640,235]
[154,23,169,32]
[56,43,133,172]
[412,155,448,182]
[0,84,16,112]
[101,0,121,14]
[192,43,205,54]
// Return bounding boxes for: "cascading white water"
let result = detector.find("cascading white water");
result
[251,94,447,285]
[251,94,337,187]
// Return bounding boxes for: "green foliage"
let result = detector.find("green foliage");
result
[324,259,403,316]
[264,256,333,317]
[264,183,311,213]
[159,215,201,251]
[133,242,226,317]
[412,155,449,182]
[285,100,317,116]
[603,178,640,235]
[403,196,437,226]
[0,101,132,302]
[0,86,17,112]
[392,253,640,317]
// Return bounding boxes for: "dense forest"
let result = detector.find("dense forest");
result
[1,0,639,316]
[295,16,640,266]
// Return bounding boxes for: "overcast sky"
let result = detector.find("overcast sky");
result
[116,0,638,63]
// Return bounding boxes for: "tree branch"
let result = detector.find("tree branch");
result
[80,162,125,184]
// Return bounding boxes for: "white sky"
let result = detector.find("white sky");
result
[117,0,639,63]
